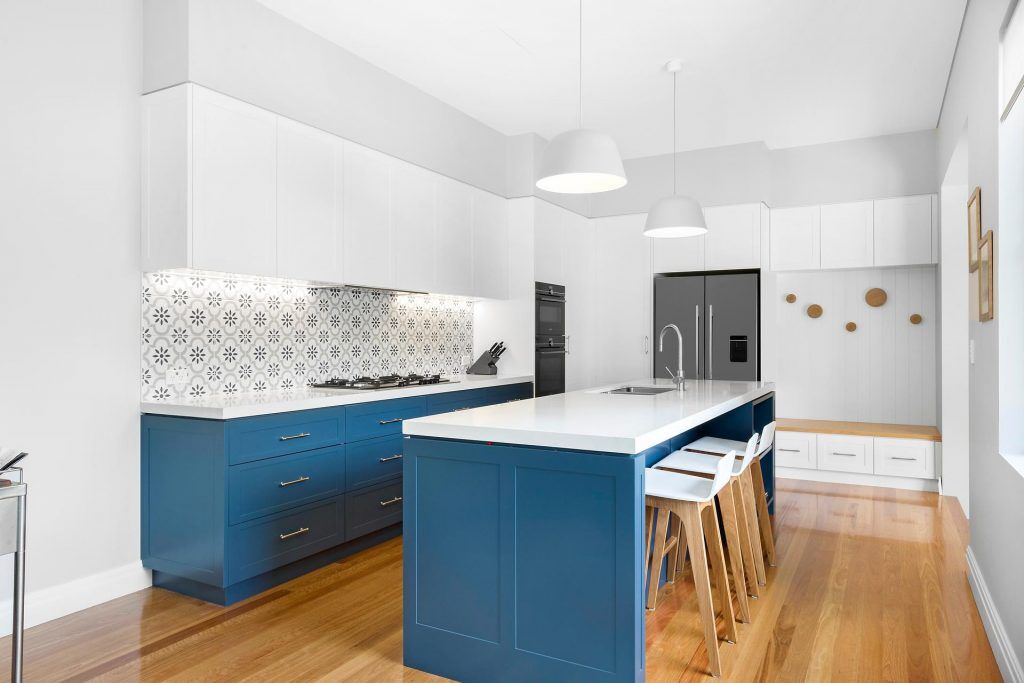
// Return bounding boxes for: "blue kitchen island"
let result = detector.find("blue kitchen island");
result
[402,379,775,683]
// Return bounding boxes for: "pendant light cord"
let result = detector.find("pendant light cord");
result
[578,0,583,129]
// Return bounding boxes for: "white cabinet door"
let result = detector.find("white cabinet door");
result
[563,211,594,390]
[705,204,761,271]
[819,201,873,270]
[775,432,817,469]
[434,177,474,296]
[873,437,935,479]
[142,84,191,272]
[192,87,278,276]
[874,195,934,266]
[770,206,820,272]
[651,227,705,273]
[593,214,652,385]
[533,199,565,285]
[390,160,436,293]
[817,434,874,474]
[471,189,509,299]
[277,118,343,282]
[342,142,392,289]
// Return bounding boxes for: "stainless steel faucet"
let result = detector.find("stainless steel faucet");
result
[659,324,685,391]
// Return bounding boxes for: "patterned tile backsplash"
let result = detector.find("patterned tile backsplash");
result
[141,272,474,401]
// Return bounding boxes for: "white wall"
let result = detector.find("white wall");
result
[774,268,938,425]
[0,0,150,632]
[936,0,1024,676]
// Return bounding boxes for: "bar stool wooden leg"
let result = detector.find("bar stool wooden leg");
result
[739,469,767,586]
[644,505,654,583]
[679,502,725,678]
[646,508,671,610]
[716,480,752,622]
[666,512,683,582]
[750,460,777,566]
[702,501,737,644]
[730,479,760,598]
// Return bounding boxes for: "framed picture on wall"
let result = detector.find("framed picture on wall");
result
[968,186,982,272]
[979,230,994,322]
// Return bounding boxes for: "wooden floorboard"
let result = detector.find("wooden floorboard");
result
[0,479,1000,681]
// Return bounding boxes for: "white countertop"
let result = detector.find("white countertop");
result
[140,374,535,420]
[403,378,775,454]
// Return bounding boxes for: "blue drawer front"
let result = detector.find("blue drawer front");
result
[346,435,404,491]
[346,480,403,539]
[346,397,426,442]
[426,383,533,415]
[228,496,345,584]
[489,382,533,403]
[228,446,346,525]
[226,408,345,465]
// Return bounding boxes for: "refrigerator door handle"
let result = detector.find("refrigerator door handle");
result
[708,304,714,380]
[695,305,700,380]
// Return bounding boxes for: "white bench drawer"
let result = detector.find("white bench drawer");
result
[873,437,935,479]
[776,432,817,469]
[817,434,874,474]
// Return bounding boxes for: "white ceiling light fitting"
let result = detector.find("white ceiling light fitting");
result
[644,60,707,238]
[536,0,626,194]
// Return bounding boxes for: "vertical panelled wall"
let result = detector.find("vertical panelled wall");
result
[774,267,937,424]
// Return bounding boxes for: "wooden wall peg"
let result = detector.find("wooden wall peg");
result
[846,322,857,332]
[865,288,887,307]
[785,293,797,303]
[909,313,923,325]
[807,304,823,319]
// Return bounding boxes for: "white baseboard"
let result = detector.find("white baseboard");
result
[777,466,939,492]
[0,562,151,637]
[967,546,1024,683]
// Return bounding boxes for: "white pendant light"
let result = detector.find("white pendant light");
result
[644,60,706,238]
[536,0,626,194]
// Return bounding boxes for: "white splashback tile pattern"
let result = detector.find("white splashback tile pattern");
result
[141,272,473,401]
[774,266,937,425]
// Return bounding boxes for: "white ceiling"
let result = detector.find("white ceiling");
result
[256,0,966,159]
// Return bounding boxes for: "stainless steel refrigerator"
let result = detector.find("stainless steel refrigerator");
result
[653,272,759,381]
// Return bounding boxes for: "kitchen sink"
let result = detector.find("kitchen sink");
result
[604,386,676,395]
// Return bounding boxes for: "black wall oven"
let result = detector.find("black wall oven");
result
[535,282,566,397]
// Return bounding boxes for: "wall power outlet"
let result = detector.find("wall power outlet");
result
[165,367,191,387]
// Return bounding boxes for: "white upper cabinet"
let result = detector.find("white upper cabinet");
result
[533,199,566,285]
[434,177,474,296]
[873,195,934,266]
[651,228,705,273]
[819,200,874,270]
[770,205,821,271]
[390,159,436,293]
[563,210,595,390]
[471,189,509,299]
[192,87,278,276]
[276,118,343,282]
[705,203,761,271]
[342,142,392,290]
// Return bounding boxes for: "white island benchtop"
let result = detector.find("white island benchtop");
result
[140,374,534,420]
[403,378,775,454]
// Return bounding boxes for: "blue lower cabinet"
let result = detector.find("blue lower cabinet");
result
[228,446,346,525]
[346,480,403,539]
[226,407,346,465]
[346,435,404,491]
[347,396,427,442]
[426,382,533,415]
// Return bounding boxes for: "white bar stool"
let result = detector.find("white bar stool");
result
[655,434,759,623]
[645,450,738,678]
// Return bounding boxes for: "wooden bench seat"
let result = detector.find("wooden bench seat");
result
[776,418,941,442]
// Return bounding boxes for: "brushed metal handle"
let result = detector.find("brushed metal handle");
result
[708,305,714,380]
[778,448,800,453]
[454,406,473,411]
[643,335,649,354]
[378,417,404,425]
[279,432,310,441]
[279,527,309,540]
[379,496,403,507]
[504,398,522,403]
[279,475,310,487]
[695,305,700,379]
[379,454,403,463]
[833,451,857,457]
[889,456,918,461]
[565,334,571,355]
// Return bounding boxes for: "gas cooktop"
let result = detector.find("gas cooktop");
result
[310,374,454,391]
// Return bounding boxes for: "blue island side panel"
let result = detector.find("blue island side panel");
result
[403,436,646,683]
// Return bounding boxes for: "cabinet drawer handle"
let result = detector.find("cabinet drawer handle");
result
[279,526,310,540]
[778,448,800,453]
[505,398,521,403]
[279,432,311,441]
[379,454,403,463]
[832,451,857,457]
[889,456,918,461]
[378,417,404,425]
[279,475,310,487]
[379,496,403,508]
[454,406,473,412]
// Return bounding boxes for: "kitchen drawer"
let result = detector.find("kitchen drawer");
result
[227,496,344,583]
[226,407,345,465]
[776,432,817,469]
[346,397,427,443]
[346,434,404,491]
[426,388,490,415]
[873,437,935,479]
[489,382,533,404]
[228,446,345,524]
[817,434,874,474]
[345,480,403,539]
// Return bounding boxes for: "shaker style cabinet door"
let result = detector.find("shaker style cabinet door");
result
[192,87,278,276]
